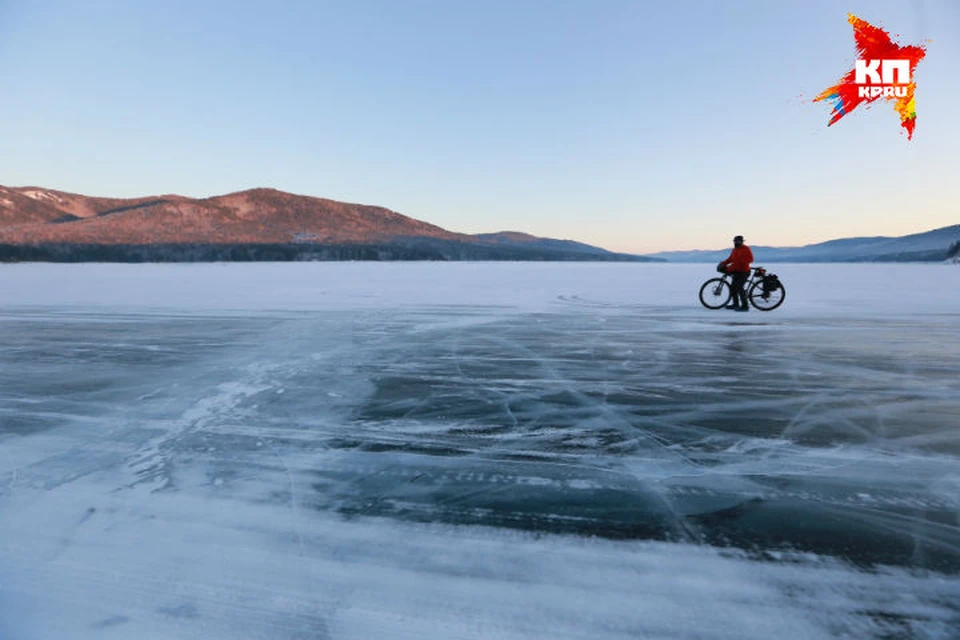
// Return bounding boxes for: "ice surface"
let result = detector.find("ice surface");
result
[1,263,958,639]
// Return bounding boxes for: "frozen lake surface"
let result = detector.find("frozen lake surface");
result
[1,262,958,639]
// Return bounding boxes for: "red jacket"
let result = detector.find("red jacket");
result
[722,245,753,273]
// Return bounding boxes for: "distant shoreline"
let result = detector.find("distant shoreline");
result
[0,242,663,264]
[0,243,953,264]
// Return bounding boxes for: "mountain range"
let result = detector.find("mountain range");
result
[641,225,960,264]
[0,185,656,262]
[1,185,956,263]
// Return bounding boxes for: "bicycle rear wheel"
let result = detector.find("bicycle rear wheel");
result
[699,278,732,309]
[748,280,786,311]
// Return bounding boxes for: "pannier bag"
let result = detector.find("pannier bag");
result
[763,274,781,293]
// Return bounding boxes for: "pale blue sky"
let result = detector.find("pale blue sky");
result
[1,1,957,252]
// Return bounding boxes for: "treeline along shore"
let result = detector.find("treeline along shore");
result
[0,242,657,263]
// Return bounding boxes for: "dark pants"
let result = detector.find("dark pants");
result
[730,272,749,308]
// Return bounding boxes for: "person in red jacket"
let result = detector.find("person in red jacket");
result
[719,235,754,311]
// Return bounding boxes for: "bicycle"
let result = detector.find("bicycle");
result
[699,266,786,311]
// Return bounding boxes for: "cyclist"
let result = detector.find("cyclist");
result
[719,235,754,311]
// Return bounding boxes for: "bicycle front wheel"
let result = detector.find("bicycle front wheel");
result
[748,280,786,311]
[699,278,732,309]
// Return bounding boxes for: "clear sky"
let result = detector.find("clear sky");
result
[1,0,957,253]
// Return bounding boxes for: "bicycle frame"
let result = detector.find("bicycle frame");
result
[722,269,764,292]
